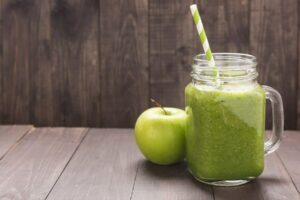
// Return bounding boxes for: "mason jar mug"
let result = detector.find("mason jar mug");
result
[185,53,284,186]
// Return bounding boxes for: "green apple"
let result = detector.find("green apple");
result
[134,107,187,165]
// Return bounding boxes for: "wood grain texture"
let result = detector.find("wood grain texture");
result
[198,0,249,53]
[0,0,299,129]
[0,127,297,199]
[30,0,57,126]
[1,0,38,124]
[50,0,101,126]
[47,129,141,200]
[277,131,300,193]
[0,0,101,127]
[149,0,196,108]
[214,154,300,200]
[298,1,300,129]
[0,125,32,159]
[100,0,148,127]
[0,127,87,199]
[250,0,298,129]
[0,0,58,126]
[0,2,2,123]
[131,161,214,200]
[176,1,198,107]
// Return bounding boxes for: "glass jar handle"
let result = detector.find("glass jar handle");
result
[262,85,284,155]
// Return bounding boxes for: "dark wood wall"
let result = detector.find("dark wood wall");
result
[0,0,298,129]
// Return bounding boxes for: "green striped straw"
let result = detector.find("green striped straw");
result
[190,4,220,83]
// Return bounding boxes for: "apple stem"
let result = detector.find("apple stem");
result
[150,98,168,115]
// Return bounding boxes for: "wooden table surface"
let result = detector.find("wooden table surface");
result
[0,126,299,200]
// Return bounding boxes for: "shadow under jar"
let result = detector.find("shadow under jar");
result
[185,53,284,186]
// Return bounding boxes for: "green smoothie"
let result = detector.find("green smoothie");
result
[185,83,266,181]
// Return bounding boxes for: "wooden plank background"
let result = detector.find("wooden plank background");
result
[0,0,298,129]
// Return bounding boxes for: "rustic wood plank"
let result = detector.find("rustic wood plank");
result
[214,153,300,200]
[149,0,195,108]
[277,131,300,193]
[100,0,148,127]
[0,0,101,127]
[0,128,87,199]
[198,0,250,53]
[0,0,298,129]
[50,0,101,126]
[250,0,298,129]
[0,0,100,126]
[298,2,300,129]
[47,129,141,200]
[0,0,38,124]
[30,0,57,126]
[0,125,32,159]
[131,161,214,200]
[176,0,198,107]
[0,2,2,123]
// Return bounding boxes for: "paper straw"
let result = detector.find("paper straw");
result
[190,4,220,82]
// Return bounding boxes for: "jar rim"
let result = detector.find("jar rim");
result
[193,53,257,69]
[191,53,258,86]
